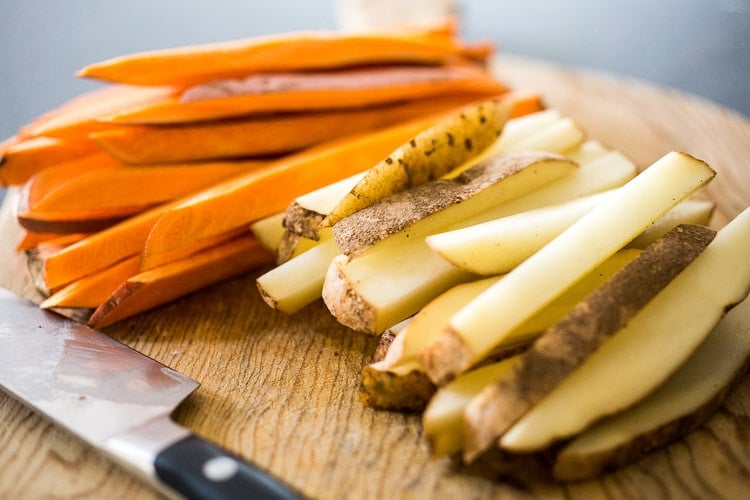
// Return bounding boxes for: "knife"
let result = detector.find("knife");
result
[0,287,302,500]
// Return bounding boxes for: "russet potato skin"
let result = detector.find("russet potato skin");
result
[323,98,512,228]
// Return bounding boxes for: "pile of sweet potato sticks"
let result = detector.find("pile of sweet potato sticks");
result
[0,24,542,327]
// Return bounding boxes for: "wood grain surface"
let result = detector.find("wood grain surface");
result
[1,55,749,499]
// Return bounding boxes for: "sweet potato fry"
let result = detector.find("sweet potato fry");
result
[0,136,98,186]
[78,27,493,86]
[105,64,506,125]
[31,160,264,213]
[92,94,497,163]
[40,255,141,309]
[140,226,249,271]
[88,234,273,328]
[16,229,88,252]
[23,152,123,208]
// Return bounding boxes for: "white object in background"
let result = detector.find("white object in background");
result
[336,0,461,31]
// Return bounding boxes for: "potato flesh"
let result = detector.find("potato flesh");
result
[249,212,285,252]
[439,152,715,378]
[500,207,750,452]
[628,198,714,248]
[553,293,750,480]
[427,190,616,275]
[256,234,338,313]
[424,358,520,457]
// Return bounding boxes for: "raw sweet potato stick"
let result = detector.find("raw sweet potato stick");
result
[78,27,492,86]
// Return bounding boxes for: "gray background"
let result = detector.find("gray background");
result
[1,0,749,201]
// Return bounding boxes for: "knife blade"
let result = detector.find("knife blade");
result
[0,287,301,500]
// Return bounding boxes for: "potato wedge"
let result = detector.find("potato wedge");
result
[499,207,750,452]
[421,152,716,385]
[461,224,716,460]
[322,98,513,228]
[553,293,750,481]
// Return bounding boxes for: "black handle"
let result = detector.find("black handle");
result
[154,434,303,500]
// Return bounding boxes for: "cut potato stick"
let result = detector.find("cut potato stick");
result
[40,255,141,309]
[421,152,716,385]
[105,65,505,125]
[322,145,634,334]
[424,357,521,457]
[553,294,750,481]
[500,207,750,452]
[322,97,513,228]
[427,190,617,275]
[462,224,716,460]
[332,152,577,258]
[627,198,715,248]
[78,27,492,86]
[250,213,286,253]
[360,250,640,411]
[0,136,98,186]
[23,153,123,209]
[140,116,442,267]
[88,234,273,328]
[20,84,179,139]
[257,236,339,314]
[32,160,265,213]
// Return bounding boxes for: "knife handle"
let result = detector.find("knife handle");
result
[154,434,302,500]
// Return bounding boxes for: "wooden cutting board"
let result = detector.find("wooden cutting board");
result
[1,55,749,499]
